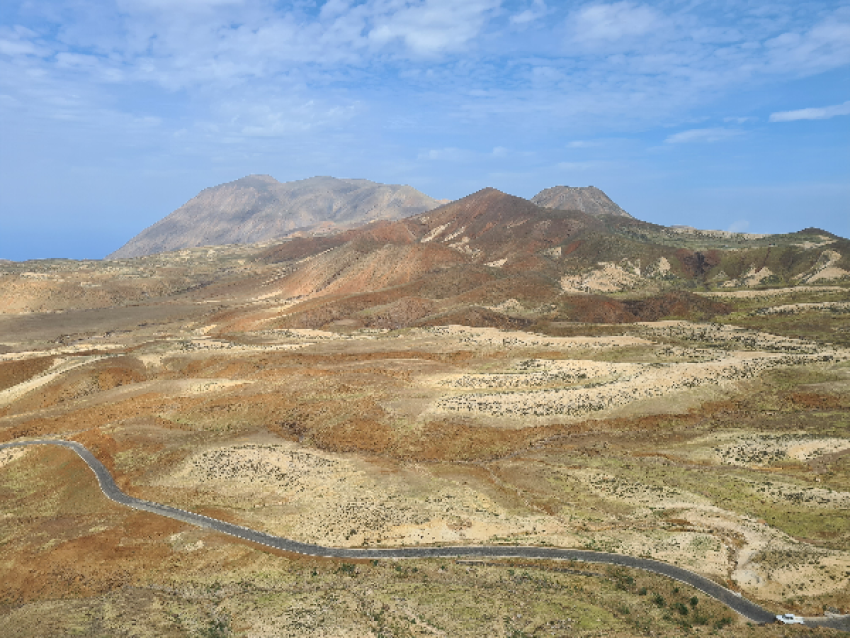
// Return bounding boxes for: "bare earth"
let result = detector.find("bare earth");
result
[1,247,849,637]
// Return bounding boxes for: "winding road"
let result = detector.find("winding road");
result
[0,439,787,625]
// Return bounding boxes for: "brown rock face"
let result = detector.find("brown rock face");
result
[108,175,442,258]
[531,185,632,218]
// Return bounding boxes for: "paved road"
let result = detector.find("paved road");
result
[0,439,782,624]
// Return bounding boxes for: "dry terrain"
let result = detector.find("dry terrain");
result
[1,201,849,636]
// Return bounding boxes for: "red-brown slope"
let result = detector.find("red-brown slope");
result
[398,188,602,266]
[218,188,739,331]
[260,188,602,271]
[246,190,581,328]
[273,241,466,299]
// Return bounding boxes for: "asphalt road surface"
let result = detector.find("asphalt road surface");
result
[0,438,813,626]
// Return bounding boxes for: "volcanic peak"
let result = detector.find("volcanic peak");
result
[532,185,632,218]
[108,175,442,259]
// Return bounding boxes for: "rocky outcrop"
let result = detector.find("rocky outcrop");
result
[531,186,632,218]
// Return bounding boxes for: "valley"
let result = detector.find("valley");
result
[1,183,849,636]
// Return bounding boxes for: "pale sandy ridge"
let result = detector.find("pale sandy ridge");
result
[0,355,111,408]
[696,286,845,299]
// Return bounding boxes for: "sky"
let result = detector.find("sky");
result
[0,0,848,260]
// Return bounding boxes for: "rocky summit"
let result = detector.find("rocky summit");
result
[532,185,633,218]
[108,175,443,258]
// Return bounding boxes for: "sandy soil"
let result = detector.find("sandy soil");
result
[720,266,775,288]
[2,258,849,632]
[798,251,850,284]
[156,441,565,548]
[753,301,850,316]
[687,431,850,467]
[560,261,642,294]
[419,325,651,350]
[430,349,844,421]
[697,286,845,299]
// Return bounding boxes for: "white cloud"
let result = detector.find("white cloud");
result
[418,147,471,161]
[320,0,355,20]
[208,87,364,139]
[769,100,850,122]
[727,219,750,233]
[567,140,600,148]
[1,0,849,189]
[530,65,565,83]
[417,146,511,162]
[665,128,742,144]
[511,0,549,26]
[557,160,604,170]
[368,0,500,56]
[765,7,850,74]
[0,26,51,58]
[569,2,664,49]
[125,0,244,11]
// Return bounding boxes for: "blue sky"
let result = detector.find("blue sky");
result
[1,0,848,260]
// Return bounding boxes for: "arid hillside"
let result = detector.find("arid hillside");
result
[1,186,849,637]
[108,175,443,259]
[221,188,850,334]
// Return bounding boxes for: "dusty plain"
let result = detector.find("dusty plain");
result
[1,226,850,637]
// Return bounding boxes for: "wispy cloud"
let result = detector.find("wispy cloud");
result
[727,219,750,233]
[3,0,849,134]
[1,0,849,251]
[0,25,50,57]
[765,7,850,75]
[367,0,501,57]
[556,160,607,171]
[665,128,742,144]
[418,145,513,162]
[568,2,664,50]
[770,100,850,122]
[418,147,473,162]
[511,0,549,27]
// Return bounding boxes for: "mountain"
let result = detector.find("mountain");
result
[259,188,603,297]
[108,175,442,259]
[239,187,848,331]
[245,189,713,329]
[531,185,632,218]
[7,184,846,325]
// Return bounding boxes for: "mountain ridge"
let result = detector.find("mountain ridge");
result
[241,186,849,331]
[108,175,443,259]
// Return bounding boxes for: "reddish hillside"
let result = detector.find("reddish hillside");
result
[397,188,602,266]
[214,187,843,332]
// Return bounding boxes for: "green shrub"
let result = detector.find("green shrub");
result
[713,616,733,629]
[337,563,357,576]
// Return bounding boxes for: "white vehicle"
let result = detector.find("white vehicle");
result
[776,614,804,625]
